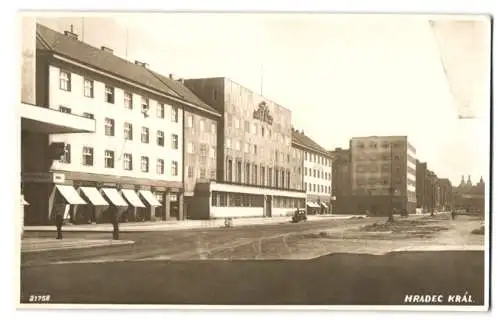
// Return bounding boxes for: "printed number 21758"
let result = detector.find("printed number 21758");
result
[28,295,51,303]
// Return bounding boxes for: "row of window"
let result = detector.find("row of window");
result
[355,141,404,150]
[355,153,402,161]
[304,167,331,180]
[226,160,293,189]
[305,151,332,167]
[304,182,331,194]
[59,70,179,122]
[211,191,304,209]
[186,142,216,158]
[59,145,179,175]
[186,115,217,133]
[101,117,180,148]
[186,166,216,180]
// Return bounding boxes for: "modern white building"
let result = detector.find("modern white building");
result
[291,129,332,214]
[22,23,210,224]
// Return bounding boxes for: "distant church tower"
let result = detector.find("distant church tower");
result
[459,175,465,187]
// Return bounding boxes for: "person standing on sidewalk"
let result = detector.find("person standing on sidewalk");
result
[53,203,66,240]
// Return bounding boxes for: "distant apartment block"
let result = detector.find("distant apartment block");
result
[349,136,417,215]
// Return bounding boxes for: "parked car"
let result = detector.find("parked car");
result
[292,208,307,223]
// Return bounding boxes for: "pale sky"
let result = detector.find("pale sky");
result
[34,13,491,186]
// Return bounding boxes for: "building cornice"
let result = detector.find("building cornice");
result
[292,140,331,159]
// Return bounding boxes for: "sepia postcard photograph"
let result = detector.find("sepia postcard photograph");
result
[15,10,491,311]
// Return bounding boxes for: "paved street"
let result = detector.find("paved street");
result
[20,214,485,306]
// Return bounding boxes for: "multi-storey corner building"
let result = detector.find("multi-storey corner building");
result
[349,136,417,215]
[184,78,306,219]
[292,129,332,214]
[23,24,213,225]
[329,148,352,214]
[20,18,97,228]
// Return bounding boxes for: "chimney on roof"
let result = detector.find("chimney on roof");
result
[64,30,78,40]
[135,60,149,69]
[301,130,304,134]
[101,46,114,54]
[169,74,174,79]
[177,78,184,84]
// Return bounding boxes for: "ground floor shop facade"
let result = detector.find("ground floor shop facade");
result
[22,170,184,225]
[305,194,331,215]
[187,181,306,220]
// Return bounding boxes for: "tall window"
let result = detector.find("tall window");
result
[141,127,149,144]
[104,150,114,168]
[157,103,165,118]
[235,141,241,151]
[200,144,208,157]
[237,161,242,183]
[187,142,194,154]
[141,97,149,112]
[268,168,273,187]
[171,106,179,122]
[200,168,206,179]
[211,122,216,133]
[254,145,258,155]
[252,164,258,185]
[187,114,193,128]
[61,144,71,163]
[59,70,71,91]
[105,118,115,136]
[260,166,265,185]
[141,156,149,172]
[156,159,165,174]
[210,147,216,159]
[157,131,164,146]
[200,120,205,132]
[83,79,93,97]
[226,138,232,149]
[105,85,115,103]
[123,153,133,170]
[124,92,132,109]
[171,134,178,149]
[171,161,178,176]
[82,147,94,166]
[286,170,291,189]
[210,169,216,179]
[187,166,194,178]
[245,163,250,184]
[227,159,233,181]
[124,122,133,140]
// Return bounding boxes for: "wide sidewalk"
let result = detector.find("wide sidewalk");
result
[23,214,367,232]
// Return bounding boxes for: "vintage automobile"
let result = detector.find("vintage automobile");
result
[292,208,307,223]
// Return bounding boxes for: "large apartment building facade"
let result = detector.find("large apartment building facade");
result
[184,78,306,219]
[349,136,417,215]
[292,130,332,214]
[23,24,211,225]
